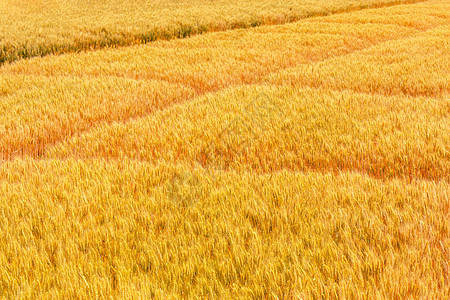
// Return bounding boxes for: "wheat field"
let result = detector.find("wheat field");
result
[0,0,449,298]
[0,0,427,64]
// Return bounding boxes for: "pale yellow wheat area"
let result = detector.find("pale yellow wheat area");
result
[1,21,423,87]
[0,0,427,64]
[0,0,449,299]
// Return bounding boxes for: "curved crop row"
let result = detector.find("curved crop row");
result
[2,1,446,161]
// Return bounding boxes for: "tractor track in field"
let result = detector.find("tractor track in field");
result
[0,16,445,164]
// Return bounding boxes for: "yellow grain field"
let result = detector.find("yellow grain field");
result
[0,0,427,64]
[0,0,449,298]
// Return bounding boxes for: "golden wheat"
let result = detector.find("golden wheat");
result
[0,159,448,298]
[0,0,449,299]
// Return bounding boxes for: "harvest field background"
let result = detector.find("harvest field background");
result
[0,0,449,298]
